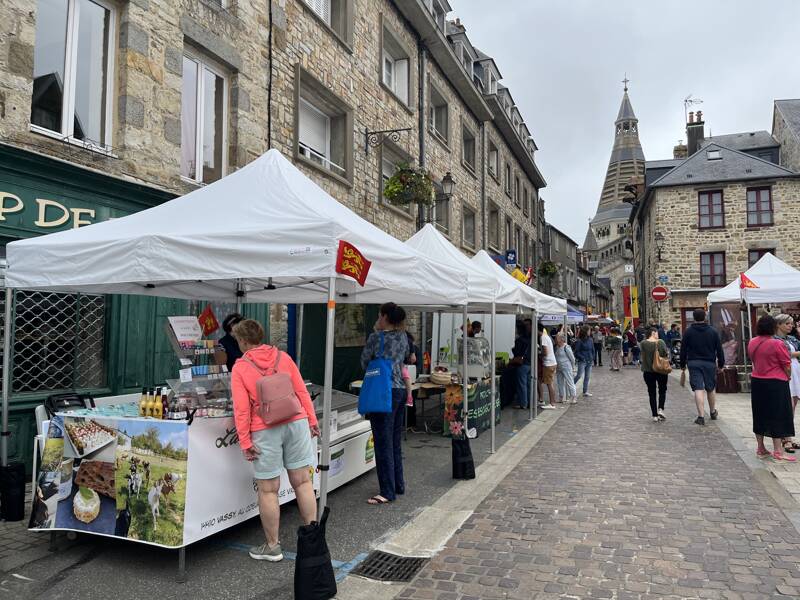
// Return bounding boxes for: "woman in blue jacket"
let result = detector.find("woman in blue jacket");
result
[573,326,596,397]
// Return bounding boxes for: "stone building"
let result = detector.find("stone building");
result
[631,104,800,329]
[0,0,549,468]
[582,83,646,319]
[545,224,578,304]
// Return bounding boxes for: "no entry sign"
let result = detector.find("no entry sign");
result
[651,286,669,302]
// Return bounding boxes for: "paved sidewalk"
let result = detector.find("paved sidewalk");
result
[0,483,55,572]
[398,365,800,600]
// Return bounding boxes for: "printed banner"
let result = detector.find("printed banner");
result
[442,380,500,438]
[710,302,744,366]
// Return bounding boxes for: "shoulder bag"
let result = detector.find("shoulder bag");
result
[652,340,672,375]
[243,351,304,426]
[358,332,393,415]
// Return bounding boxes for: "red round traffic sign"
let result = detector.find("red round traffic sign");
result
[651,286,669,302]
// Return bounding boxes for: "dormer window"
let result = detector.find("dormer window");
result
[707,149,721,160]
[426,0,446,30]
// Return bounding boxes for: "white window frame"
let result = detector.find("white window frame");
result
[30,0,116,151]
[462,124,476,172]
[382,51,395,90]
[304,0,331,25]
[428,84,449,144]
[381,26,410,105]
[488,141,498,177]
[181,50,229,185]
[298,97,346,179]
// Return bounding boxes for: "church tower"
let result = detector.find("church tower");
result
[582,80,646,318]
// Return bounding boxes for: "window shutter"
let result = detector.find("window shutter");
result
[305,0,330,24]
[299,99,328,157]
[395,58,409,103]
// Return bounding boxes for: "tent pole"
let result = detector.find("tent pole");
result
[530,309,535,421]
[318,277,337,515]
[532,310,538,420]
[1,288,11,467]
[296,304,305,370]
[490,302,496,454]
[236,278,244,312]
[462,306,469,436]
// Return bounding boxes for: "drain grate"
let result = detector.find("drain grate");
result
[350,550,429,582]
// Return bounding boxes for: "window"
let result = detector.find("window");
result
[487,69,498,95]
[523,187,529,216]
[487,141,499,178]
[698,190,724,229]
[505,218,513,250]
[181,53,227,184]
[302,0,352,44]
[706,150,721,160]
[523,232,529,266]
[700,252,726,287]
[747,187,773,227]
[515,227,522,263]
[504,164,511,196]
[488,202,500,250]
[380,144,413,217]
[462,205,476,248]
[514,175,521,207]
[457,42,473,74]
[748,248,774,267]
[31,0,115,148]
[425,0,447,31]
[428,84,449,144]
[462,125,476,172]
[381,26,410,105]
[295,66,353,182]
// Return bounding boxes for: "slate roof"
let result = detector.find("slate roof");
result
[776,99,800,141]
[699,131,778,152]
[616,91,637,122]
[581,227,598,251]
[645,159,682,186]
[651,143,797,188]
[590,203,632,224]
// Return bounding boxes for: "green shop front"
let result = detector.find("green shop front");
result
[0,145,270,472]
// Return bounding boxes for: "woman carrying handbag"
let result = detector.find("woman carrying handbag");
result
[640,326,671,422]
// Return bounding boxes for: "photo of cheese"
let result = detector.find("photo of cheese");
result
[73,487,101,523]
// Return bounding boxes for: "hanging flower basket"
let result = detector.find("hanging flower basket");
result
[537,261,558,279]
[383,163,435,207]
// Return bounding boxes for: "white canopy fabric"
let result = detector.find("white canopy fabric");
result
[5,150,468,306]
[470,250,567,314]
[405,224,525,311]
[707,253,800,305]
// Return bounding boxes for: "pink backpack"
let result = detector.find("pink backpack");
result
[242,351,304,426]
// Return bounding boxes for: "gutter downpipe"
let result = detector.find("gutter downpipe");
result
[418,41,428,371]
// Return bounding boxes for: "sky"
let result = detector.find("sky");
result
[451,0,800,245]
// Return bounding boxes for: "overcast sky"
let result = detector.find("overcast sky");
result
[452,0,800,245]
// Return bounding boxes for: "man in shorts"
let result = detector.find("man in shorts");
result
[679,308,725,425]
[539,323,558,408]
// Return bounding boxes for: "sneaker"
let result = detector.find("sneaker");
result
[653,416,660,423]
[249,542,283,562]
[710,409,718,420]
[658,409,666,421]
[569,398,577,404]
[694,416,705,426]
[541,404,556,410]
[583,392,593,397]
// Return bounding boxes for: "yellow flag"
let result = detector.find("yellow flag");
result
[630,286,639,319]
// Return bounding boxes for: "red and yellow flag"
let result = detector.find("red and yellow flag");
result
[740,273,759,289]
[336,240,372,287]
[198,304,220,336]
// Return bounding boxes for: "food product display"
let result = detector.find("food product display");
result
[65,420,116,455]
[73,486,101,523]
[75,460,116,499]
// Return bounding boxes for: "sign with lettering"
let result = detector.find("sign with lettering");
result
[0,190,108,233]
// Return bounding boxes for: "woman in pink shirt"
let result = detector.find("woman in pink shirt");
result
[748,314,795,462]
[231,319,320,561]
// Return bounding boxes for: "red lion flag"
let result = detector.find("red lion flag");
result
[198,304,220,336]
[740,273,759,289]
[335,240,372,286]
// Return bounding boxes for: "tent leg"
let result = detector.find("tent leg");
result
[1,288,12,467]
[530,310,535,422]
[532,310,538,421]
[462,306,469,435]
[490,303,496,454]
[296,304,305,370]
[318,277,336,515]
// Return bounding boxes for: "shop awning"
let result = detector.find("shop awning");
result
[707,252,800,305]
[4,150,468,306]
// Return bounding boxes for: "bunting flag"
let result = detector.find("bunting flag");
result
[198,304,220,336]
[739,272,759,289]
[335,240,372,286]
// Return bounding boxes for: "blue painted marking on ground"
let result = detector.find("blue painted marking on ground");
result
[334,552,369,581]
[215,539,356,573]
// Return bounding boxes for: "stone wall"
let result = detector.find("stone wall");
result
[774,108,800,173]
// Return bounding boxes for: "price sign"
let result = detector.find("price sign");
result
[651,286,669,302]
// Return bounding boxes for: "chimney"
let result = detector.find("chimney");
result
[688,111,694,123]
[686,110,705,156]
[673,142,688,159]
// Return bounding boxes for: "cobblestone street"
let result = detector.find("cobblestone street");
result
[398,365,800,600]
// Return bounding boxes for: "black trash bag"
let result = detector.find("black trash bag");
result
[451,437,475,480]
[1,462,26,522]
[294,506,337,600]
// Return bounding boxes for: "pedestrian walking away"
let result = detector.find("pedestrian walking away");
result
[554,334,577,404]
[510,320,532,409]
[573,325,595,397]
[679,308,724,425]
[230,319,320,562]
[749,314,796,462]
[640,327,669,422]
[360,302,411,505]
[606,327,623,371]
[592,326,604,366]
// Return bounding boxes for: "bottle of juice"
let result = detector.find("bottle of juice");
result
[145,388,156,417]
[152,393,163,419]
[139,387,148,417]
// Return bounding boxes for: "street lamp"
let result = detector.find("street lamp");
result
[654,231,665,261]
[441,171,455,198]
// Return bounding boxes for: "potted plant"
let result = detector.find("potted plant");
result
[537,261,558,279]
[383,163,435,207]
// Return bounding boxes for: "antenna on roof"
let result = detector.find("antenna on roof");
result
[684,95,703,125]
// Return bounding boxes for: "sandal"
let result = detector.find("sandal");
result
[367,495,391,505]
[756,448,771,459]
[783,441,796,454]
[772,452,797,462]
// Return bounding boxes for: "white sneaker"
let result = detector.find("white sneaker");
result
[652,416,660,423]
[583,392,593,397]
[569,398,577,404]
[541,404,556,410]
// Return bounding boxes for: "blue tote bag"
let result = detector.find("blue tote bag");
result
[358,332,392,414]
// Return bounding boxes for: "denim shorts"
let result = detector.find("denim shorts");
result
[250,418,315,480]
[688,360,717,392]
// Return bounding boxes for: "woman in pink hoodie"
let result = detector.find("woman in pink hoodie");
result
[230,319,319,562]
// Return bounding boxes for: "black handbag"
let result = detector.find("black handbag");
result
[44,392,95,419]
[451,437,475,480]
[294,506,337,600]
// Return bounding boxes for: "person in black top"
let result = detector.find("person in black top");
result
[679,308,725,425]
[220,313,244,371]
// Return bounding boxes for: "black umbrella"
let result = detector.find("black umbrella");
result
[294,506,337,600]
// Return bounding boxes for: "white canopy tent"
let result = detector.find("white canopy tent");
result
[1,149,469,517]
[707,252,800,305]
